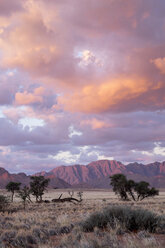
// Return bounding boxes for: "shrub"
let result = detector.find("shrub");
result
[0,194,10,212]
[59,229,121,248]
[32,228,50,243]
[0,231,16,243]
[81,206,165,233]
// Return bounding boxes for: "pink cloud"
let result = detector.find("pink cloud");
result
[15,91,43,105]
[0,0,165,172]
[0,0,164,113]
[58,76,165,113]
[81,118,112,129]
[14,86,55,106]
[152,57,165,74]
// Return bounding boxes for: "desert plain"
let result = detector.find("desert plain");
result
[0,189,164,248]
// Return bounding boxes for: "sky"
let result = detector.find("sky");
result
[0,0,165,174]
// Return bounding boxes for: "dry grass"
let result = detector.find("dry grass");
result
[0,189,164,247]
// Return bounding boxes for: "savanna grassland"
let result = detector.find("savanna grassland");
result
[0,189,165,248]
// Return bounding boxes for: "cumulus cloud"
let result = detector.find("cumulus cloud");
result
[15,91,42,105]
[58,77,165,113]
[152,57,165,74]
[0,0,165,172]
[81,118,111,129]
[0,113,70,146]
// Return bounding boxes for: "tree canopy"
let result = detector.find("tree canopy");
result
[110,174,159,201]
[18,186,32,210]
[6,182,21,202]
[30,176,50,202]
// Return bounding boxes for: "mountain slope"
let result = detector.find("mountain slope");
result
[0,168,30,188]
[0,167,70,189]
[37,160,165,188]
[47,160,126,185]
[0,160,165,189]
[126,161,165,177]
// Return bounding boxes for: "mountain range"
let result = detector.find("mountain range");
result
[0,160,165,189]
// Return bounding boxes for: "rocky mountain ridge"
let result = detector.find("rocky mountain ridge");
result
[0,160,165,188]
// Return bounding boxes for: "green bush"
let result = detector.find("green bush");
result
[81,206,165,233]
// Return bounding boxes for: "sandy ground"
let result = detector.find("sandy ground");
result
[1,188,165,207]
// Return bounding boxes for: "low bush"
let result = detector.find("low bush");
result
[0,195,10,212]
[59,230,121,248]
[58,227,164,248]
[81,206,165,233]
[32,228,50,243]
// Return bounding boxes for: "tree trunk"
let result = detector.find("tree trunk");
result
[52,197,82,204]
[11,192,14,202]
[128,190,136,201]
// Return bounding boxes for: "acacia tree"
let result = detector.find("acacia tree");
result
[30,176,50,202]
[126,179,136,201]
[110,174,129,200]
[110,174,159,201]
[6,182,21,202]
[18,186,32,210]
[134,181,159,201]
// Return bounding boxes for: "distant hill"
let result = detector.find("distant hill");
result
[0,160,165,188]
[0,167,70,189]
[0,168,29,188]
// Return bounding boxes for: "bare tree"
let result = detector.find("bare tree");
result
[68,190,74,198]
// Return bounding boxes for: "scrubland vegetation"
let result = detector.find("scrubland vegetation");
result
[0,188,164,248]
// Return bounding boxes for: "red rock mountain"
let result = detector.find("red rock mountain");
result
[126,161,165,176]
[46,160,126,184]
[0,160,165,188]
[36,160,165,188]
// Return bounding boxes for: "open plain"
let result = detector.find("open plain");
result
[0,189,164,248]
